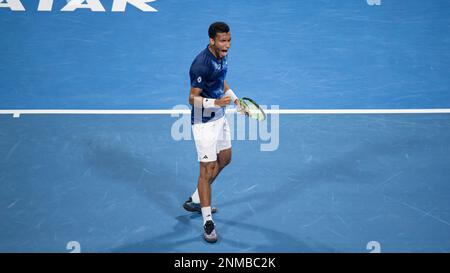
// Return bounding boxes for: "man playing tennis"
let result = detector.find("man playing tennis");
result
[183,22,241,243]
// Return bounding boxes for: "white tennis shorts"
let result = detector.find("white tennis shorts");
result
[192,116,232,162]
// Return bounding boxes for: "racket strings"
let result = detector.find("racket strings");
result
[240,98,266,121]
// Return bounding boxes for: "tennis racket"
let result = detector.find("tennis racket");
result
[238,97,266,121]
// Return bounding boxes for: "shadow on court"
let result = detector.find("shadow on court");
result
[83,136,191,217]
[110,214,335,253]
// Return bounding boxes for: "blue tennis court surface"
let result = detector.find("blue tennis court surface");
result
[1,0,450,252]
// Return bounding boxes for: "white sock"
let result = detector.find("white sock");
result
[201,206,213,225]
[191,188,200,203]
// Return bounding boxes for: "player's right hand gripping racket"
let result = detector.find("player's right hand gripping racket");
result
[238,97,266,121]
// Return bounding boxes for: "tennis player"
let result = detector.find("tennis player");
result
[183,22,241,243]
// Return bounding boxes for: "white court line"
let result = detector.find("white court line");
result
[1,108,450,118]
